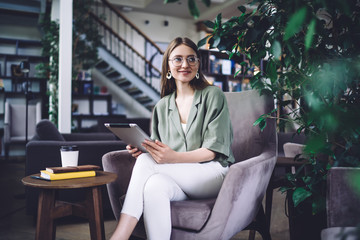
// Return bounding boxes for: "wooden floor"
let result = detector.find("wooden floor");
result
[0,158,290,240]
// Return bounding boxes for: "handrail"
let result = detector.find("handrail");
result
[91,0,163,93]
[99,0,164,54]
[89,12,161,74]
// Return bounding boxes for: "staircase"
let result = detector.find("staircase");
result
[0,0,162,117]
[90,0,163,115]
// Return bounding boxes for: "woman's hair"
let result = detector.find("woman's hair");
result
[160,37,210,98]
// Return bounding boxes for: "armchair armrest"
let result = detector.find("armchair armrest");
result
[3,123,10,143]
[202,149,277,239]
[102,150,136,220]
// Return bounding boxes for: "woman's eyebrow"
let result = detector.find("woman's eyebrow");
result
[171,54,196,58]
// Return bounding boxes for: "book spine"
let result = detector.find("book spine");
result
[40,170,96,180]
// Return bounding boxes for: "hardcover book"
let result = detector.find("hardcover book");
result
[45,165,101,174]
[40,170,96,180]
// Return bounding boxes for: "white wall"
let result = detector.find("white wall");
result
[122,11,201,45]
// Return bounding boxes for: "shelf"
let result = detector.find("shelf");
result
[0,76,48,82]
[199,49,263,92]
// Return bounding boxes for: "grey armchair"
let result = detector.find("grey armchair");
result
[4,101,41,160]
[102,90,277,240]
[321,167,360,240]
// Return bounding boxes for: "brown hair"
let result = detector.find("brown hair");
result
[160,37,210,98]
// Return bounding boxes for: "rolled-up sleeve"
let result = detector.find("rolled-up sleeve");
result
[200,88,234,165]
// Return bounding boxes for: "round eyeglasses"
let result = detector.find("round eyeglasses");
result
[169,56,199,67]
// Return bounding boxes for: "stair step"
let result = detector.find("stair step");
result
[114,78,131,87]
[146,104,155,111]
[125,87,142,95]
[136,96,152,104]
[106,69,121,79]
[95,60,109,69]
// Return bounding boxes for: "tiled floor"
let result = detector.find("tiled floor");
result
[0,159,290,240]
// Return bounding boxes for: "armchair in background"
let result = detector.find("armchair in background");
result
[321,167,360,240]
[4,101,41,160]
[25,119,127,216]
[102,90,277,240]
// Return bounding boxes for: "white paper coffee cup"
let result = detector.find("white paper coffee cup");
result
[60,145,79,167]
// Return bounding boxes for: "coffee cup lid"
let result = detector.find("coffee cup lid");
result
[60,145,79,151]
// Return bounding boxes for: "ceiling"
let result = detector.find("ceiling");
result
[108,0,254,21]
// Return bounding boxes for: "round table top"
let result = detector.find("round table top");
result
[22,171,117,189]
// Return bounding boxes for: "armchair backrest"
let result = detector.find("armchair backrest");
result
[5,101,42,138]
[224,90,276,163]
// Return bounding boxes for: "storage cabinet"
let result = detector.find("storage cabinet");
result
[199,49,263,92]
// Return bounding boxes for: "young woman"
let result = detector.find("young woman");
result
[110,37,234,240]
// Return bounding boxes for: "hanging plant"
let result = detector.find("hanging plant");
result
[36,0,102,127]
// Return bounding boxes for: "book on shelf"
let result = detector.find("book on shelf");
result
[40,170,96,180]
[45,164,101,173]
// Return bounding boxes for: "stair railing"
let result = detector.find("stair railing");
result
[91,0,164,93]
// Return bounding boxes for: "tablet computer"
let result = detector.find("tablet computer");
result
[104,123,151,152]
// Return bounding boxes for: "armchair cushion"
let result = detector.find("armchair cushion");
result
[171,199,216,231]
[34,119,65,141]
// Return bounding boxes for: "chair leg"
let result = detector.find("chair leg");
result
[248,230,256,240]
[265,183,274,231]
[245,205,272,240]
[4,144,9,161]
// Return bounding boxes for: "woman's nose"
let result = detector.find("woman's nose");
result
[181,59,190,67]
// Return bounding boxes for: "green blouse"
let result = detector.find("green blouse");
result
[151,86,234,167]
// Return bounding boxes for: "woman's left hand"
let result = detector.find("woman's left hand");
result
[142,139,177,164]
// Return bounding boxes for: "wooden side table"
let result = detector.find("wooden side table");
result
[22,171,117,240]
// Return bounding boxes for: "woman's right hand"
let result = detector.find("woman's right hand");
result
[126,145,142,159]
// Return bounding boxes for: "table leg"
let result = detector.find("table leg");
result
[36,189,56,240]
[88,186,105,240]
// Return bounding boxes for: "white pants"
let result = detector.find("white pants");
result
[121,153,228,240]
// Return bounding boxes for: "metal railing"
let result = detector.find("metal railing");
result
[91,0,163,92]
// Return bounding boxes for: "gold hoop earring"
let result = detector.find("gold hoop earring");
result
[196,72,199,79]
[166,71,172,79]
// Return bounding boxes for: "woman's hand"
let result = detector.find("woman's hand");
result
[126,145,142,159]
[142,139,177,164]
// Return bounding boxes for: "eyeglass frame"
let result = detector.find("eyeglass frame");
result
[168,56,200,67]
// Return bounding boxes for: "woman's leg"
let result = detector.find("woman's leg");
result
[113,153,228,239]
[143,174,188,240]
[109,213,138,240]
[142,161,228,240]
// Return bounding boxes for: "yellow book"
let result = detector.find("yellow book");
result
[40,170,96,180]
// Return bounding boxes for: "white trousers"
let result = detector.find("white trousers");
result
[121,153,228,240]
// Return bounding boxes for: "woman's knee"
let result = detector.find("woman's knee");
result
[144,174,186,202]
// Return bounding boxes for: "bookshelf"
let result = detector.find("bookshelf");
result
[199,49,263,92]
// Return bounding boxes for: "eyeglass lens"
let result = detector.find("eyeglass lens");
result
[170,57,198,66]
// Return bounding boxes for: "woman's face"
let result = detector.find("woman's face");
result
[168,44,199,85]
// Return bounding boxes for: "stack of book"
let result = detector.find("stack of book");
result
[39,165,101,180]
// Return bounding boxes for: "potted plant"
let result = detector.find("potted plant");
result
[36,0,102,126]
[172,0,360,239]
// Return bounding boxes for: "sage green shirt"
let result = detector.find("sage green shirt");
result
[151,86,234,167]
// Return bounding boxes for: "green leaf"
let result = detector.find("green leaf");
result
[201,0,211,7]
[238,5,246,13]
[188,0,200,19]
[212,35,221,48]
[292,187,312,207]
[284,7,307,41]
[253,115,267,131]
[267,60,278,83]
[197,35,211,48]
[305,19,316,51]
[271,40,281,59]
[202,20,215,29]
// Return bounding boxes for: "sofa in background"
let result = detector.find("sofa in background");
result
[25,119,127,216]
